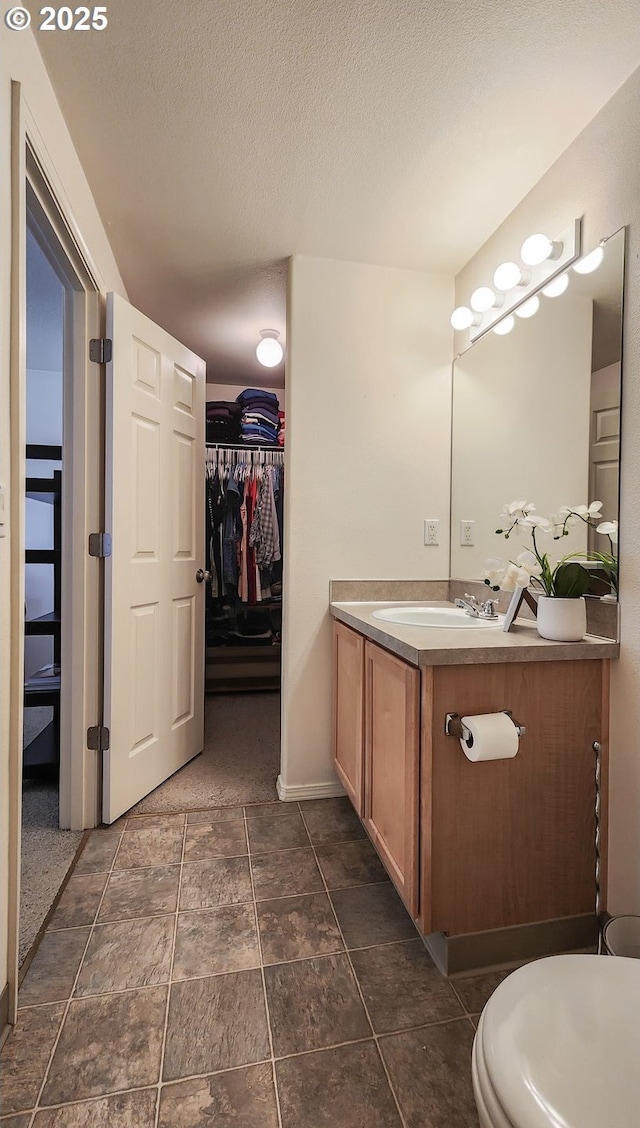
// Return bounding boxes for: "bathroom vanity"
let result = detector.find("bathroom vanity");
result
[331,596,619,972]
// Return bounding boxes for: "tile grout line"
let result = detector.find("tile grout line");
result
[152,816,188,1128]
[24,824,126,1128]
[16,946,479,1012]
[298,809,410,1128]
[3,1010,478,1122]
[244,804,285,1128]
[42,907,422,942]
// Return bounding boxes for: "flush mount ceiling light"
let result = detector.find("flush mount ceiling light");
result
[450,306,481,330]
[493,315,515,336]
[470,286,503,313]
[520,233,563,267]
[514,296,540,319]
[493,262,530,292]
[573,246,604,274]
[542,273,569,298]
[256,329,283,368]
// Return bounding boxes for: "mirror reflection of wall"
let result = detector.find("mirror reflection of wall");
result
[450,227,624,590]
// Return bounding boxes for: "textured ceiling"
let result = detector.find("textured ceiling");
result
[31,0,640,383]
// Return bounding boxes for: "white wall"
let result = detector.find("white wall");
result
[281,255,453,794]
[455,65,640,914]
[0,25,125,1008]
[451,296,593,579]
[206,382,283,403]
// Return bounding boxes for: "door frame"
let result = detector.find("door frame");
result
[7,82,104,1020]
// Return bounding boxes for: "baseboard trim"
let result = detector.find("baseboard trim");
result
[276,775,346,802]
[0,982,10,1050]
[424,913,599,976]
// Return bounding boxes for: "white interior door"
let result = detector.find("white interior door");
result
[103,293,206,823]
[588,362,620,553]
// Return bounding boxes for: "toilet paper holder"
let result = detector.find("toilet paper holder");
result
[445,711,526,743]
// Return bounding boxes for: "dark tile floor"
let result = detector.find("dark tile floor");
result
[1,797,488,1128]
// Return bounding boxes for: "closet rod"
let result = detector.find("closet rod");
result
[206,442,285,452]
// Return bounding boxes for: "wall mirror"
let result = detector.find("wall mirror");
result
[450,226,624,597]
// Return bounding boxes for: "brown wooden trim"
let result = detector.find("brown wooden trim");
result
[333,621,365,814]
[419,666,434,934]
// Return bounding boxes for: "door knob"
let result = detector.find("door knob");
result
[196,568,211,584]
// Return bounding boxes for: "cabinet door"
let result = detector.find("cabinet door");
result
[364,641,420,916]
[333,622,365,815]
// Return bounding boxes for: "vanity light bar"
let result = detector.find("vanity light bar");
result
[452,218,582,344]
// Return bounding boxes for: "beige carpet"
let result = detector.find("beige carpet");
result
[129,692,281,816]
[20,782,83,966]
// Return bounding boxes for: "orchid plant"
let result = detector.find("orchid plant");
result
[483,500,619,598]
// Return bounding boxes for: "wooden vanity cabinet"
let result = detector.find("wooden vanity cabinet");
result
[333,619,609,946]
[333,622,365,814]
[363,641,420,916]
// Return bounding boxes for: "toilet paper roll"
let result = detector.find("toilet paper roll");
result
[460,712,519,762]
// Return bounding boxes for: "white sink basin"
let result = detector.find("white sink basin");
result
[371,605,503,629]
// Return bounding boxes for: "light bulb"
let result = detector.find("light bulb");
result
[256,331,283,368]
[542,273,569,298]
[520,233,561,266]
[470,286,502,313]
[515,296,540,319]
[493,262,528,291]
[493,315,515,336]
[450,306,475,330]
[573,247,604,274]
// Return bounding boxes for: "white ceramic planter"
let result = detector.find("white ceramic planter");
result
[536,595,587,642]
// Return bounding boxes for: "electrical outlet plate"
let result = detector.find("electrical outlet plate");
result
[460,520,474,546]
[424,519,439,546]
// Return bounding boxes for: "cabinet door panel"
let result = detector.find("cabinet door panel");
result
[428,659,606,935]
[364,641,420,916]
[333,622,365,815]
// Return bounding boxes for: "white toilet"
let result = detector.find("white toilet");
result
[472,954,640,1128]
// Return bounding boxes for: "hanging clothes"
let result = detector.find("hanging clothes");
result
[205,445,284,608]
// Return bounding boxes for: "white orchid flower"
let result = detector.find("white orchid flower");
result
[548,513,565,538]
[561,502,603,520]
[596,520,618,544]
[558,506,580,527]
[516,550,543,576]
[501,500,535,521]
[499,562,533,591]
[522,514,551,531]
[481,558,507,584]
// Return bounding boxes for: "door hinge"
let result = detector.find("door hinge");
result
[89,337,112,364]
[87,725,110,752]
[88,532,112,558]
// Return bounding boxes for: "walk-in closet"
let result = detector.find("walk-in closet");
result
[128,382,285,816]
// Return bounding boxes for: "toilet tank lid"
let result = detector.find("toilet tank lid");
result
[481,954,640,1128]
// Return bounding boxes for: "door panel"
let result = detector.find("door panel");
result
[103,293,206,822]
[588,363,620,553]
[364,641,420,916]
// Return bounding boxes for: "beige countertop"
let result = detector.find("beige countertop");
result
[330,600,620,667]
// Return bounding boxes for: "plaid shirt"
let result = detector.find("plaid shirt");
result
[249,469,281,568]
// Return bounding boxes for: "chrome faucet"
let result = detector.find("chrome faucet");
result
[454,593,499,620]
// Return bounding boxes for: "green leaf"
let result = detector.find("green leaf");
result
[552,561,591,599]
